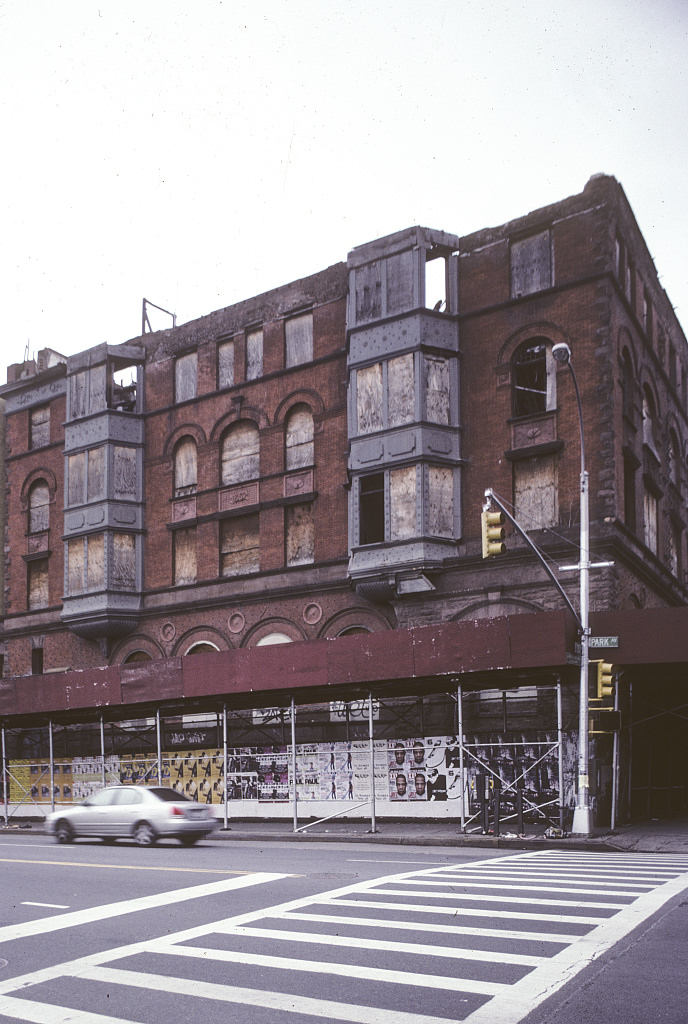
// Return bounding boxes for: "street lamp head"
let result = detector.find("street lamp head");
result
[552,342,572,365]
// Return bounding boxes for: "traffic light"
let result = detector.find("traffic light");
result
[481,508,506,558]
[595,661,615,701]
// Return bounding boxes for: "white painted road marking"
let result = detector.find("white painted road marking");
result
[0,851,686,1024]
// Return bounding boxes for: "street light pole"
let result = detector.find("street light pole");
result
[552,342,593,836]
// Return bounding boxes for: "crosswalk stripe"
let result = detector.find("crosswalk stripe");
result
[283,910,582,944]
[389,877,651,896]
[327,897,607,925]
[360,887,628,909]
[215,924,546,966]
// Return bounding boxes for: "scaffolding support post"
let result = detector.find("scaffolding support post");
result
[49,719,55,814]
[291,698,298,833]
[368,692,377,833]
[557,679,565,831]
[223,705,229,831]
[457,684,465,833]
[2,726,8,825]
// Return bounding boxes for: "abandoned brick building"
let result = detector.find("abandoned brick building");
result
[1,173,687,828]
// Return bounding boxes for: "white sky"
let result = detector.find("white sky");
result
[1,0,686,373]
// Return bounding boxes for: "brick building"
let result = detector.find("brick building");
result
[1,174,687,827]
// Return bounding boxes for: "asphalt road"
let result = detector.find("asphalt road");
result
[1,833,687,1023]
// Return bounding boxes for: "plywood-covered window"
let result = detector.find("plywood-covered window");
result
[30,405,50,449]
[388,354,414,427]
[68,365,107,419]
[221,422,259,485]
[28,481,50,533]
[286,503,314,566]
[285,312,313,368]
[285,405,314,470]
[220,515,259,577]
[218,340,235,389]
[67,448,105,506]
[511,230,552,297]
[112,532,136,590]
[355,261,382,324]
[175,352,197,403]
[357,363,383,434]
[513,455,558,530]
[28,559,49,610]
[386,250,414,315]
[389,466,417,540]
[174,527,197,585]
[174,438,197,497]
[246,328,263,381]
[425,356,450,425]
[67,534,105,595]
[428,465,453,537]
[643,488,658,554]
[114,446,137,500]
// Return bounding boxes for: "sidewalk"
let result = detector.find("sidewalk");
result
[4,816,688,855]
[206,815,688,855]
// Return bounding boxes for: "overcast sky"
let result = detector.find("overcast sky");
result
[1,0,686,373]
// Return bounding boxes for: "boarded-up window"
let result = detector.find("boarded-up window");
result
[67,448,105,505]
[221,422,259,485]
[174,527,197,585]
[513,456,558,530]
[388,354,414,427]
[355,261,382,324]
[428,466,453,537]
[90,364,107,413]
[390,466,416,540]
[511,230,552,297]
[286,503,314,566]
[86,534,104,591]
[114,446,137,500]
[28,559,49,610]
[285,313,313,368]
[112,533,136,590]
[29,481,49,533]
[246,329,263,381]
[175,352,197,403]
[67,534,105,595]
[285,405,314,470]
[425,356,450,425]
[643,488,658,554]
[30,406,50,449]
[174,438,197,496]
[357,363,383,434]
[69,372,88,419]
[67,452,86,507]
[220,515,259,577]
[386,250,414,315]
[218,340,235,389]
[86,447,105,502]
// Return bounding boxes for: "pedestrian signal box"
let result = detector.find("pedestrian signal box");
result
[481,509,506,558]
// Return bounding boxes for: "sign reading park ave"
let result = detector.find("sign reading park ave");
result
[589,636,619,648]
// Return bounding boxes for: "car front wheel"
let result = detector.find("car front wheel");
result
[55,820,74,844]
[133,822,156,846]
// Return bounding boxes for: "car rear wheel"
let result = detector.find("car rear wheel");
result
[55,820,74,844]
[133,821,156,846]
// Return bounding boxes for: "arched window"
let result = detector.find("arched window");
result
[221,421,259,485]
[642,386,659,458]
[28,480,50,533]
[512,339,555,417]
[174,438,197,497]
[285,404,314,470]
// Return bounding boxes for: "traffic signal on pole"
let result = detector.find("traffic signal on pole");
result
[481,509,506,558]
[595,661,615,701]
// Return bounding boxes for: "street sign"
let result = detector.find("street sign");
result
[589,636,619,648]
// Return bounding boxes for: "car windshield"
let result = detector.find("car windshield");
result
[147,787,193,802]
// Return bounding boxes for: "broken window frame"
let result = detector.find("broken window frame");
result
[511,340,555,419]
